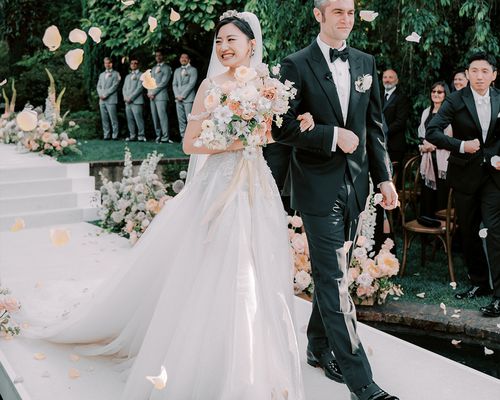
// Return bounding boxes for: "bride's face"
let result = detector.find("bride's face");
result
[216,23,255,69]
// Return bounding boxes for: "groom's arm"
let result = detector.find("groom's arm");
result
[365,56,392,185]
[272,57,334,156]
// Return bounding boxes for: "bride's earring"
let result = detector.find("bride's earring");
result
[251,48,255,57]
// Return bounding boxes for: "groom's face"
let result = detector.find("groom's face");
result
[315,0,355,42]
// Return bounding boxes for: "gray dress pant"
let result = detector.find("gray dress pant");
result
[175,101,193,138]
[99,103,119,139]
[125,103,145,140]
[150,100,169,141]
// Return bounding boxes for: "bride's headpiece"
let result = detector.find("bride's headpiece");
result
[219,10,245,21]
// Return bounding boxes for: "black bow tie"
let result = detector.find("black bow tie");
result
[329,47,349,63]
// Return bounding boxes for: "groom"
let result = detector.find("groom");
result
[272,1,398,399]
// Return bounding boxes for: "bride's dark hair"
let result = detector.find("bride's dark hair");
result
[215,16,255,40]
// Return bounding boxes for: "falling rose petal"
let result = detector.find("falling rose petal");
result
[405,32,421,43]
[450,281,457,290]
[16,110,38,131]
[451,314,460,318]
[34,352,47,360]
[69,28,87,44]
[491,155,500,168]
[68,367,80,379]
[50,228,71,247]
[140,69,157,90]
[484,347,494,356]
[359,10,379,22]
[65,49,84,71]
[35,281,43,288]
[146,365,168,390]
[121,0,135,6]
[478,228,488,239]
[170,8,181,22]
[451,339,461,346]
[9,218,26,232]
[42,25,62,51]
[121,56,128,64]
[0,79,7,86]
[440,302,447,315]
[416,292,425,299]
[373,193,383,205]
[88,27,102,43]
[148,16,158,32]
[69,354,80,362]
[21,322,30,329]
[343,241,353,253]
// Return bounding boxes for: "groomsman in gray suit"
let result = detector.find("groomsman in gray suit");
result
[148,50,173,143]
[122,57,146,142]
[173,53,198,139]
[97,57,121,140]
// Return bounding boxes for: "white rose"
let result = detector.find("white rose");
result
[271,64,281,76]
[255,63,269,78]
[295,270,312,291]
[356,272,374,288]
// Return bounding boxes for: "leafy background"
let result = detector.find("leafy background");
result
[0,0,498,141]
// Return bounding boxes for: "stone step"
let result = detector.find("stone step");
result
[0,191,100,216]
[0,177,95,198]
[0,163,90,183]
[0,207,100,231]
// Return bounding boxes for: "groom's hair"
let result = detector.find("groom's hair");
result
[215,16,255,40]
[314,0,331,14]
[467,51,497,71]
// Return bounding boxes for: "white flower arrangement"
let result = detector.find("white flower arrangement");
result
[0,284,21,337]
[194,64,296,159]
[354,74,373,93]
[288,215,314,296]
[99,148,187,245]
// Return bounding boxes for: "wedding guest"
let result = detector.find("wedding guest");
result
[148,50,173,143]
[173,53,198,139]
[418,81,452,220]
[381,69,411,174]
[96,57,121,140]
[452,69,469,91]
[122,57,146,142]
[427,52,500,317]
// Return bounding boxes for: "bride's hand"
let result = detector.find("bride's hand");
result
[297,113,315,132]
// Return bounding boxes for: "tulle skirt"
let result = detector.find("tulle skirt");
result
[22,150,305,400]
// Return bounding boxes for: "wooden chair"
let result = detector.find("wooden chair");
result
[398,155,456,282]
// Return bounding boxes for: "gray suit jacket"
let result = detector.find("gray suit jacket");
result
[97,70,121,104]
[172,65,198,103]
[148,63,172,101]
[122,71,144,105]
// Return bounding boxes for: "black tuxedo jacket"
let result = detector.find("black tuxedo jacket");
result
[426,86,500,194]
[382,86,411,153]
[272,40,392,216]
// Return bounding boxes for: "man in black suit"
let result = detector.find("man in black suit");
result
[381,69,411,173]
[273,1,398,399]
[427,52,500,317]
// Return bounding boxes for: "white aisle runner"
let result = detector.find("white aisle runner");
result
[0,223,499,400]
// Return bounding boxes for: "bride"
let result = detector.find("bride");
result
[21,11,313,400]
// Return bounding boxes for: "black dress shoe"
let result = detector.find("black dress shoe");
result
[351,387,399,400]
[480,298,500,317]
[455,285,492,300]
[306,349,343,383]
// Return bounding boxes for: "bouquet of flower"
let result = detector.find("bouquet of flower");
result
[99,148,187,245]
[288,215,314,296]
[347,195,403,305]
[0,284,21,337]
[194,63,296,158]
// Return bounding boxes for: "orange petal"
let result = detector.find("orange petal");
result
[42,25,62,51]
[9,218,26,232]
[50,228,71,247]
[170,9,181,22]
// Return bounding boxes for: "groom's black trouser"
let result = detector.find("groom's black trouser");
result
[301,178,374,394]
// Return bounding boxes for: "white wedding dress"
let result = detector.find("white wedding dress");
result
[23,147,305,400]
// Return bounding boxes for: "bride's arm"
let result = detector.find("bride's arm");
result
[183,79,244,155]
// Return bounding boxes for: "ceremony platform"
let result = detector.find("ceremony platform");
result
[1,222,499,400]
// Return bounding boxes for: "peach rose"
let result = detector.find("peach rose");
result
[241,110,257,121]
[41,132,53,143]
[234,65,257,83]
[125,220,135,233]
[204,93,219,111]
[290,215,303,228]
[227,100,242,116]
[146,199,161,214]
[348,266,361,283]
[261,86,277,100]
[68,138,77,145]
[3,297,20,313]
[291,233,306,254]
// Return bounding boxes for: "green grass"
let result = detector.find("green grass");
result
[390,232,490,311]
[57,140,187,163]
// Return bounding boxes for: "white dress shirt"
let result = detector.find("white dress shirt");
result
[459,88,491,153]
[316,35,351,152]
[384,86,397,101]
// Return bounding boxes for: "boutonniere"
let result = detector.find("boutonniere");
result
[132,76,137,81]
[355,74,373,93]
[155,66,161,73]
